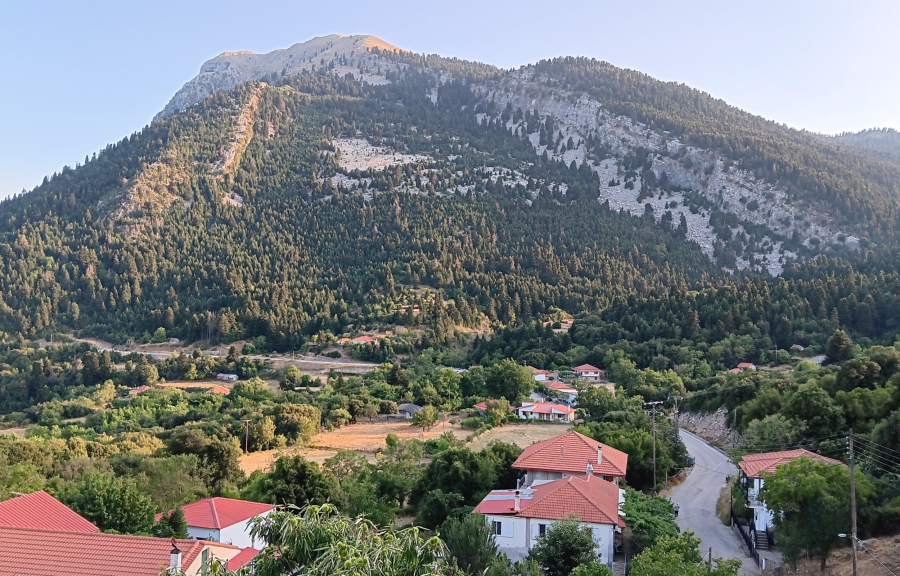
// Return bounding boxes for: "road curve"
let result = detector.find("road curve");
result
[668,430,757,575]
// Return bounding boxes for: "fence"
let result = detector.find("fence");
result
[731,503,762,568]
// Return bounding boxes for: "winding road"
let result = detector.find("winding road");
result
[668,430,757,575]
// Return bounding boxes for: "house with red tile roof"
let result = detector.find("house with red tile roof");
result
[473,474,624,566]
[207,385,231,395]
[736,362,757,371]
[129,384,151,396]
[515,401,577,423]
[530,368,553,382]
[227,547,261,571]
[351,335,378,344]
[157,497,274,549]
[0,490,99,533]
[512,430,628,486]
[545,381,578,405]
[738,449,843,533]
[0,525,241,576]
[572,364,606,382]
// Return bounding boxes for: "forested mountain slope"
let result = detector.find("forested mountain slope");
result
[1,35,899,350]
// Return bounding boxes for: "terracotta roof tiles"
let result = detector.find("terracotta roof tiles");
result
[738,449,843,478]
[0,525,238,576]
[512,430,628,477]
[157,497,274,530]
[0,490,99,533]
[474,475,624,527]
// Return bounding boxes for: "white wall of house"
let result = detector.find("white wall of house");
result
[186,510,272,549]
[747,478,774,532]
[483,515,615,567]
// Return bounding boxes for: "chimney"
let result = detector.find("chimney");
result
[560,445,565,457]
[169,539,182,574]
[586,461,594,475]
[597,445,603,466]
[514,490,521,512]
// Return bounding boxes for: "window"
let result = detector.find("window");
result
[538,524,546,536]
[493,521,502,536]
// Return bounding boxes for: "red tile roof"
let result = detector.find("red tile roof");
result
[0,526,238,576]
[546,382,577,393]
[207,385,231,394]
[228,547,261,571]
[0,490,99,533]
[727,368,742,374]
[512,430,628,477]
[738,449,843,478]
[351,336,377,343]
[473,475,624,527]
[157,497,274,530]
[573,364,601,372]
[129,385,151,395]
[737,363,756,369]
[520,402,576,415]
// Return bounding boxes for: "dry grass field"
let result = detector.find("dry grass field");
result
[468,423,572,451]
[310,420,468,451]
[239,421,574,475]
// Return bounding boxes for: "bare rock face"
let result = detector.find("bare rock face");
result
[157,34,404,119]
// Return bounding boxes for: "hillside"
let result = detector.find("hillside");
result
[831,127,900,160]
[1,34,899,351]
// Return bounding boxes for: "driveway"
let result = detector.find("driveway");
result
[668,430,757,575]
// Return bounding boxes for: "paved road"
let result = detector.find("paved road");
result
[669,430,757,575]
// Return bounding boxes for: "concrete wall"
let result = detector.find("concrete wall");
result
[186,510,272,549]
[484,515,616,567]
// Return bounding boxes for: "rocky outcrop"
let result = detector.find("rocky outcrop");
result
[157,34,404,119]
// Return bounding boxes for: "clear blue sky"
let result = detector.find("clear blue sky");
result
[2,0,898,198]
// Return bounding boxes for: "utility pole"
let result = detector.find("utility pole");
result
[708,547,712,573]
[243,419,252,454]
[848,430,858,576]
[672,396,683,442]
[644,401,663,493]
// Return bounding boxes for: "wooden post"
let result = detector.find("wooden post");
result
[708,547,712,573]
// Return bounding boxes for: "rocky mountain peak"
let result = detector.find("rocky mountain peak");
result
[157,34,404,119]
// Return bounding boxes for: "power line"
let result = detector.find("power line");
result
[854,436,900,459]
[859,541,899,576]
[853,438,900,467]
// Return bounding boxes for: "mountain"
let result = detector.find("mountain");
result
[157,34,406,119]
[831,127,900,160]
[1,35,899,349]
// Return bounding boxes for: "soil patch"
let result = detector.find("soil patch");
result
[311,420,467,452]
[467,423,571,451]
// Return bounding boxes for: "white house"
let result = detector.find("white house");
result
[397,403,422,419]
[572,364,606,382]
[473,474,624,566]
[531,368,552,382]
[217,373,239,383]
[515,402,577,423]
[545,381,578,405]
[512,430,628,486]
[159,497,274,549]
[738,449,843,547]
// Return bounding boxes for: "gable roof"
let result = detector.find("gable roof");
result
[512,430,628,477]
[207,385,231,394]
[157,497,274,530]
[738,449,843,478]
[519,402,577,415]
[473,475,624,527]
[0,525,238,576]
[228,547,261,571]
[737,363,756,369]
[0,490,99,533]
[573,364,601,372]
[546,381,577,393]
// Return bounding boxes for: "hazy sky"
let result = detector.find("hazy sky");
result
[2,0,898,198]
